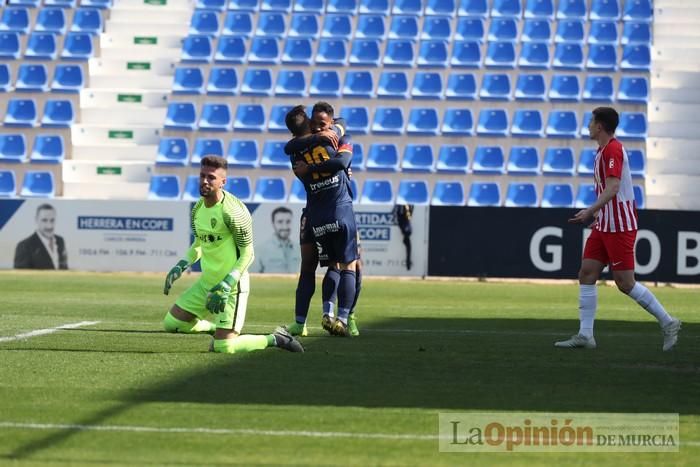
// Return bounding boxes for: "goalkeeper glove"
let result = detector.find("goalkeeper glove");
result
[206,273,237,314]
[163,260,190,295]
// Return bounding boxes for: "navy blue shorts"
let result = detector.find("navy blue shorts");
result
[310,204,359,265]
[300,208,331,267]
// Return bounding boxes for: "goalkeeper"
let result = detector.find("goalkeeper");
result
[162,155,303,354]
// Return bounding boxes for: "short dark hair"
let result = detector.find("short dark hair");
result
[285,105,309,136]
[36,203,55,217]
[200,155,228,170]
[592,107,619,134]
[271,206,292,221]
[312,101,334,117]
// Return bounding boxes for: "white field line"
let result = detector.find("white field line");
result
[0,321,101,343]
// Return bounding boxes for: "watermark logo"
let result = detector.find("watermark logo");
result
[438,413,679,452]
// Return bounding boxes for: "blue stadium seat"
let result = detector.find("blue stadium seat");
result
[384,40,415,67]
[634,185,645,209]
[556,0,586,19]
[282,38,313,65]
[360,0,390,15]
[164,102,197,130]
[229,0,260,10]
[426,0,456,16]
[82,0,113,7]
[7,0,41,5]
[574,183,596,208]
[191,138,224,166]
[207,67,238,95]
[52,64,83,93]
[389,15,419,40]
[295,0,324,12]
[173,67,204,94]
[511,109,544,137]
[472,146,505,174]
[316,39,348,65]
[181,35,213,62]
[275,70,306,97]
[372,107,405,135]
[248,37,280,64]
[590,0,620,21]
[417,40,449,68]
[182,175,200,201]
[455,18,484,42]
[412,72,443,99]
[518,42,550,69]
[617,112,647,140]
[392,0,423,15]
[542,147,576,176]
[44,0,77,6]
[340,106,370,134]
[148,175,180,201]
[546,110,578,138]
[621,44,651,71]
[0,64,10,92]
[484,41,516,68]
[328,0,358,14]
[72,8,103,34]
[507,146,540,174]
[253,177,287,202]
[222,12,253,36]
[468,182,501,206]
[377,71,409,98]
[261,0,291,12]
[617,76,648,104]
[397,180,430,205]
[289,13,320,38]
[351,142,365,170]
[555,20,584,43]
[267,104,293,132]
[310,70,341,97]
[553,43,584,69]
[322,14,352,39]
[480,73,511,100]
[214,36,246,63]
[446,72,477,99]
[0,170,16,197]
[577,148,596,176]
[241,68,273,96]
[342,70,373,98]
[30,135,64,163]
[0,33,20,60]
[514,74,546,101]
[432,180,465,205]
[156,137,189,166]
[365,143,399,171]
[234,104,265,131]
[256,12,286,37]
[549,74,580,101]
[360,179,394,204]
[61,33,94,60]
[541,183,574,207]
[628,149,645,178]
[25,32,58,60]
[288,178,306,203]
[505,182,538,207]
[197,0,226,11]
[21,171,55,198]
[4,99,37,127]
[350,39,381,66]
[579,111,592,138]
[521,19,552,42]
[16,64,49,92]
[621,22,651,45]
[422,16,452,41]
[524,0,554,19]
[582,75,614,102]
[407,107,440,135]
[0,134,26,163]
[623,0,652,22]
[260,140,289,169]
[451,41,482,67]
[0,7,30,34]
[488,18,517,42]
[476,109,508,137]
[199,103,232,131]
[227,139,259,168]
[441,108,474,136]
[588,21,618,44]
[587,44,617,71]
[492,0,522,17]
[458,0,488,17]
[436,144,469,173]
[402,144,435,172]
[357,15,386,39]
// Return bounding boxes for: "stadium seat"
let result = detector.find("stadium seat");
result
[446,72,477,99]
[261,0,292,12]
[16,64,49,93]
[518,42,551,69]
[182,175,200,201]
[0,134,26,163]
[480,73,511,100]
[488,18,517,42]
[468,182,501,206]
[0,64,10,92]
[234,104,265,131]
[451,41,482,67]
[587,44,617,71]
[441,108,474,136]
[360,0,390,15]
[164,102,197,131]
[25,32,58,60]
[241,68,273,96]
[579,111,592,138]
[207,67,238,95]
[4,99,37,127]
[256,12,286,37]
[0,7,30,34]
[309,70,342,97]
[315,39,348,65]
[282,38,314,65]
[511,109,544,137]
[350,39,381,66]
[484,42,516,68]
[407,107,440,135]
[253,177,287,202]
[588,21,618,44]
[20,171,55,198]
[30,135,64,163]
[617,112,647,140]
[82,0,113,7]
[0,33,20,60]
[411,72,443,99]
[402,144,435,172]
[351,142,365,170]
[397,180,430,205]
[432,180,465,205]
[455,17,485,42]
[549,74,580,101]
[577,148,596,176]
[288,178,306,203]
[340,106,370,134]
[621,22,651,45]
[590,0,620,20]
[557,0,586,19]
[214,36,246,63]
[392,0,422,15]
[542,147,576,175]
[621,44,650,71]
[360,179,394,204]
[426,0,456,16]
[50,64,83,93]
[505,182,538,207]
[553,43,584,69]
[634,185,645,209]
[44,0,77,6]
[492,0,521,17]
[191,138,224,165]
[417,40,449,68]
[546,110,578,138]
[514,74,546,101]
[199,103,232,131]
[476,109,508,136]
[384,40,415,67]
[267,104,293,132]
[436,144,469,173]
[507,146,540,174]
[389,15,419,40]
[228,0,259,10]
[173,67,204,94]
[357,15,386,39]
[372,107,404,135]
[62,33,94,60]
[422,16,452,41]
[574,183,596,208]
[222,12,253,37]
[459,0,488,17]
[365,143,400,171]
[472,146,506,174]
[156,137,189,166]
[295,0,324,12]
[72,8,103,34]
[521,19,552,42]
[227,139,259,168]
[581,75,613,102]
[628,149,646,178]
[555,20,584,44]
[7,0,41,5]
[181,35,212,62]
[541,183,574,207]
[0,170,16,197]
[147,175,180,201]
[617,76,648,104]
[322,14,352,39]
[524,0,554,19]
[248,37,280,64]
[260,141,289,169]
[623,0,652,22]
[288,13,320,38]
[342,71,374,98]
[275,70,306,97]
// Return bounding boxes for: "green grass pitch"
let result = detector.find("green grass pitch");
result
[0,271,698,466]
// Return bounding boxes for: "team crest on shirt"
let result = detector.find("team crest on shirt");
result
[211,218,217,228]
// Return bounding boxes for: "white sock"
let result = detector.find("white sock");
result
[628,283,674,327]
[578,284,597,338]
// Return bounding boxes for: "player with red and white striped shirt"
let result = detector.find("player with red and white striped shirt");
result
[555,107,681,351]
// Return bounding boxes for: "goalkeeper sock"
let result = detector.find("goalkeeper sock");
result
[294,271,315,324]
[322,268,340,317]
[163,312,215,335]
[212,335,271,354]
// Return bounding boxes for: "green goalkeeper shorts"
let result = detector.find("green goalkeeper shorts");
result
[175,273,249,332]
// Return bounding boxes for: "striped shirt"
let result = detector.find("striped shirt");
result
[593,138,638,233]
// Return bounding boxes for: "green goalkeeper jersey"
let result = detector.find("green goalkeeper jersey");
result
[185,191,254,289]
